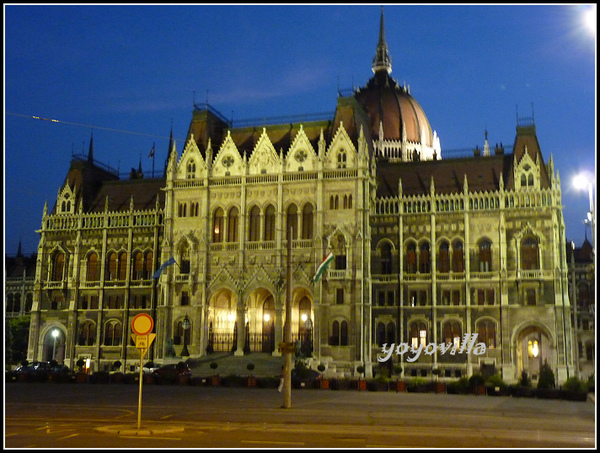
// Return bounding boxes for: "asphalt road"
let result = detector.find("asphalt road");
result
[4,382,596,448]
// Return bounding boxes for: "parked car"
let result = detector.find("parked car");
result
[134,362,160,374]
[152,362,191,377]
[13,362,71,381]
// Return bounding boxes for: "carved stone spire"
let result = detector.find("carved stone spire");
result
[372,6,392,75]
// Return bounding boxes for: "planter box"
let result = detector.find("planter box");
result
[561,390,588,401]
[368,381,389,391]
[395,381,406,392]
[433,382,446,394]
[536,388,561,399]
[314,379,329,389]
[487,386,510,396]
[143,374,155,384]
[75,373,88,384]
[330,379,351,390]
[351,379,367,391]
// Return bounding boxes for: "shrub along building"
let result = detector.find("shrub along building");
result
[26,9,577,384]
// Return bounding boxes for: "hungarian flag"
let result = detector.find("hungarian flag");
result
[313,251,334,283]
[152,256,177,279]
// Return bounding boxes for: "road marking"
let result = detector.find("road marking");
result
[120,436,183,441]
[57,434,79,440]
[241,440,305,446]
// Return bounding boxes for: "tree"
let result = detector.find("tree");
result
[6,316,30,366]
[537,361,555,389]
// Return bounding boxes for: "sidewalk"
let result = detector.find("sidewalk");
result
[185,352,284,377]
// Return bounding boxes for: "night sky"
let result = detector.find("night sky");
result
[4,4,596,256]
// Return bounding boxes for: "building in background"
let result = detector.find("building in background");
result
[568,238,595,380]
[23,9,580,383]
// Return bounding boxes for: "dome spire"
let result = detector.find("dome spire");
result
[372,6,392,75]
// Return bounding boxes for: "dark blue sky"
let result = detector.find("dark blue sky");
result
[5,4,596,255]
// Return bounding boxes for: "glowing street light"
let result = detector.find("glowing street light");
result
[573,173,595,255]
[51,329,59,361]
[181,315,191,357]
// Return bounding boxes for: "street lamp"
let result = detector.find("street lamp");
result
[573,173,595,256]
[181,315,191,357]
[51,329,59,361]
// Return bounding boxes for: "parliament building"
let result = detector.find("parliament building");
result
[25,10,578,384]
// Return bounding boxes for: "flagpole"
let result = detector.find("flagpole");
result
[282,225,292,408]
[152,142,155,178]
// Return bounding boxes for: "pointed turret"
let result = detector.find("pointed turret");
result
[372,7,392,75]
[164,126,175,177]
[87,131,94,163]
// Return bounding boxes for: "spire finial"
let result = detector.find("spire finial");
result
[372,6,392,75]
[87,130,94,163]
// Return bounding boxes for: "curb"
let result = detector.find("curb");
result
[95,423,185,436]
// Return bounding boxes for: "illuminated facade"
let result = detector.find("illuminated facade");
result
[25,9,577,383]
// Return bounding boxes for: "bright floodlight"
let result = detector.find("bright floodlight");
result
[52,329,59,338]
[573,173,591,191]
[584,5,596,34]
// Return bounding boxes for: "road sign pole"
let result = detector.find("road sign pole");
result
[137,347,144,429]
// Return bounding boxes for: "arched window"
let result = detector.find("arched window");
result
[286,204,298,240]
[521,237,539,270]
[213,208,224,243]
[248,206,260,242]
[443,321,462,348]
[331,321,340,346]
[25,293,33,312]
[301,204,314,240]
[264,205,276,241]
[144,251,153,279]
[79,321,96,346]
[387,322,395,345]
[452,240,464,272]
[406,243,417,273]
[87,252,99,281]
[477,320,496,348]
[186,159,196,179]
[478,239,492,272]
[330,320,349,346]
[132,251,143,280]
[174,318,191,346]
[419,242,431,273]
[340,320,348,346]
[118,252,128,280]
[52,252,65,281]
[337,150,347,168]
[376,322,386,347]
[439,241,450,273]
[227,207,239,242]
[409,321,427,349]
[380,242,392,274]
[106,252,118,281]
[104,321,122,346]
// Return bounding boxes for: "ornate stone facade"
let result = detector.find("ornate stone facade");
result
[23,10,578,383]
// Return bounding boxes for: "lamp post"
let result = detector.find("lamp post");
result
[573,174,595,256]
[51,329,59,361]
[181,315,191,357]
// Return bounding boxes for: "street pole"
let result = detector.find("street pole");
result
[283,225,292,408]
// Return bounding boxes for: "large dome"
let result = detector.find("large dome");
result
[355,71,434,147]
[354,7,440,161]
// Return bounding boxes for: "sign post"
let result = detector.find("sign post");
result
[131,313,155,429]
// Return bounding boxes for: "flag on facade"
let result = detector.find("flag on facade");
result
[152,256,177,279]
[313,251,334,283]
[148,142,155,159]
